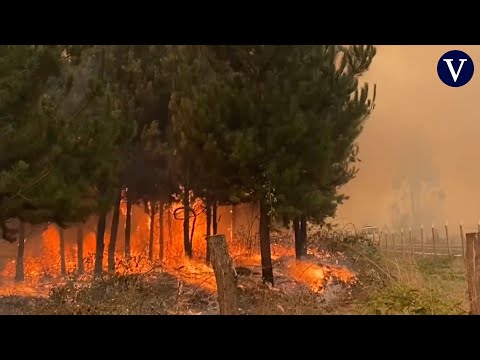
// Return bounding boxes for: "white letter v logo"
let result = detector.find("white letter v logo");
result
[443,58,468,82]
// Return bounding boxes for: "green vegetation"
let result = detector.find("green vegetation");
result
[332,235,469,315]
[1,45,377,288]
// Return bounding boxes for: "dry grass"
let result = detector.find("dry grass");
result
[0,227,470,315]
[0,256,356,315]
[347,254,468,315]
[306,228,469,315]
[4,273,218,315]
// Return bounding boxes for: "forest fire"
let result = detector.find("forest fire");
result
[0,201,356,299]
[283,259,357,293]
[0,45,382,315]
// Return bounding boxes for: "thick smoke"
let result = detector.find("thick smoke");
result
[337,45,480,235]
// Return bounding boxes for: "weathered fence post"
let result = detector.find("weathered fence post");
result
[445,221,451,257]
[385,230,388,254]
[401,228,405,257]
[460,222,465,258]
[207,234,238,315]
[392,231,395,255]
[421,225,425,258]
[409,227,414,257]
[432,224,437,257]
[379,230,383,252]
[465,232,480,314]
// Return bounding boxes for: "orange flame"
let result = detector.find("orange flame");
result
[1,202,356,296]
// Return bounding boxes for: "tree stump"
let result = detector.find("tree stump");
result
[465,233,480,314]
[207,234,238,315]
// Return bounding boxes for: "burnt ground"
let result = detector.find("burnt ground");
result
[0,226,361,315]
[0,225,470,315]
[0,252,357,315]
[1,245,467,315]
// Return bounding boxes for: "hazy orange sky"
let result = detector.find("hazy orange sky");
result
[336,45,480,233]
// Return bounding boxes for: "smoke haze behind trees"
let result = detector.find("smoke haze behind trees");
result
[337,45,480,232]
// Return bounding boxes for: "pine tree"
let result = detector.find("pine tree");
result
[167,46,250,259]
[170,45,377,285]
[273,46,377,258]
[113,45,173,262]
[0,45,122,248]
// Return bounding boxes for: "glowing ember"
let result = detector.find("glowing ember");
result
[282,258,357,293]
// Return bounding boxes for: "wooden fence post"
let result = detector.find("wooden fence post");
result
[465,232,480,314]
[432,224,437,257]
[445,221,451,257]
[409,227,414,257]
[421,225,425,258]
[460,222,465,258]
[385,230,388,254]
[401,228,405,257]
[207,234,238,315]
[392,231,395,255]
[379,230,383,252]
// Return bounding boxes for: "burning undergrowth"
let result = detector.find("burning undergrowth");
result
[0,245,358,314]
[0,204,360,314]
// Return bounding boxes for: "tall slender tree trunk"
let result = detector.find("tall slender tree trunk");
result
[190,210,196,255]
[94,212,107,277]
[206,198,212,263]
[77,226,84,274]
[15,222,26,282]
[293,216,301,259]
[167,205,173,249]
[259,200,274,285]
[159,202,165,262]
[125,194,132,258]
[282,215,290,229]
[149,201,156,261]
[59,227,67,276]
[108,190,121,273]
[183,185,192,258]
[212,201,218,235]
[300,214,308,257]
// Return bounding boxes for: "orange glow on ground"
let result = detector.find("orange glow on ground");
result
[0,202,356,296]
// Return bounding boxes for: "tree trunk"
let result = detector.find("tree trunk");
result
[300,214,308,257]
[159,202,165,262]
[206,200,212,263]
[59,227,67,276]
[125,194,132,258]
[94,212,107,277]
[282,215,290,229]
[190,210,196,256]
[183,186,192,258]
[212,201,218,235]
[167,205,173,249]
[108,190,121,273]
[293,216,301,260]
[15,222,26,282]
[208,234,238,314]
[259,201,274,286]
[77,226,84,274]
[149,201,155,261]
